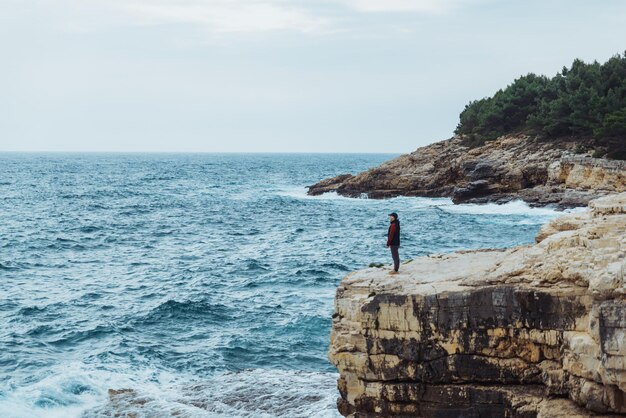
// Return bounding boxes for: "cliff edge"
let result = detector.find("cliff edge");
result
[329,192,626,417]
[308,135,626,208]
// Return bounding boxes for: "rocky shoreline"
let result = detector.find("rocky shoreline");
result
[308,135,626,209]
[329,192,626,417]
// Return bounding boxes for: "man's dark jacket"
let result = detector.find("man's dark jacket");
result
[387,220,400,246]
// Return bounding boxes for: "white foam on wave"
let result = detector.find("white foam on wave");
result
[438,199,587,217]
[276,187,587,218]
[0,363,341,418]
[275,187,357,201]
[275,187,452,207]
[0,363,183,418]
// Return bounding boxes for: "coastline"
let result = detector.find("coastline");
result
[308,135,626,209]
[329,192,626,417]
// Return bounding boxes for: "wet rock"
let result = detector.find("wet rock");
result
[307,173,354,196]
[452,179,492,202]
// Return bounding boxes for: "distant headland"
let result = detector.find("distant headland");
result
[308,54,626,208]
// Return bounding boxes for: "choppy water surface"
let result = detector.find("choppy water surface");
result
[0,153,578,417]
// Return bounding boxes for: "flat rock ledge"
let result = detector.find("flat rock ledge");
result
[329,192,626,417]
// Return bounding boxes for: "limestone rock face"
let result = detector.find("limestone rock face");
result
[307,135,626,208]
[329,193,626,417]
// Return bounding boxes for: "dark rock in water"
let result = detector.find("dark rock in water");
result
[307,173,354,196]
[452,179,492,203]
[329,193,626,417]
[307,135,626,208]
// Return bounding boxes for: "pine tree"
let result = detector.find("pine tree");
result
[455,52,626,159]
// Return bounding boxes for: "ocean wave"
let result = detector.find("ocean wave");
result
[274,187,587,218]
[0,364,181,418]
[320,262,351,271]
[0,300,19,312]
[45,238,89,251]
[275,188,364,202]
[275,187,454,207]
[231,229,261,236]
[295,268,331,277]
[437,199,586,216]
[2,154,567,417]
[0,364,341,418]
[0,365,107,418]
[75,225,102,234]
[49,324,116,347]
[244,259,270,271]
[0,261,29,270]
[26,324,57,337]
[17,305,48,316]
[141,175,177,182]
[136,299,234,325]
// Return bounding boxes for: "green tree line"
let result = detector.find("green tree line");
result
[455,53,626,159]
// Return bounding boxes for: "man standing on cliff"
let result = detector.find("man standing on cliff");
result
[387,212,400,275]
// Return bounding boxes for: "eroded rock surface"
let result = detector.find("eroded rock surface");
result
[308,135,626,208]
[329,193,626,417]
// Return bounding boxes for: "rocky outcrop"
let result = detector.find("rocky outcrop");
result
[308,135,626,208]
[329,193,626,417]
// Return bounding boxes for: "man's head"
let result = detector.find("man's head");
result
[388,212,398,222]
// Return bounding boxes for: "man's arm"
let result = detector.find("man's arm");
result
[387,223,396,247]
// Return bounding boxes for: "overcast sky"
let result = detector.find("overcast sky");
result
[1,0,625,153]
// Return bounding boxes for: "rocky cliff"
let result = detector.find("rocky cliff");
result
[308,135,626,208]
[329,192,626,417]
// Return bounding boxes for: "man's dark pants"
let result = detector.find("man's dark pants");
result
[390,245,400,272]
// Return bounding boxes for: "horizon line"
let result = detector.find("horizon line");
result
[0,150,406,155]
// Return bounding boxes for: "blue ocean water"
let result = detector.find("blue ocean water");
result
[0,153,579,417]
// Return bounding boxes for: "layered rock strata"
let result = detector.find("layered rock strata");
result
[308,135,626,208]
[329,193,626,417]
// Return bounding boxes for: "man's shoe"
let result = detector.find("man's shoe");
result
[389,270,398,275]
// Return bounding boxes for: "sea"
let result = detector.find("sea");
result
[0,153,582,418]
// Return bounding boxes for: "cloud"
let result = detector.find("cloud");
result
[113,0,481,31]
[2,0,484,37]
[116,0,334,33]
[341,0,480,14]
